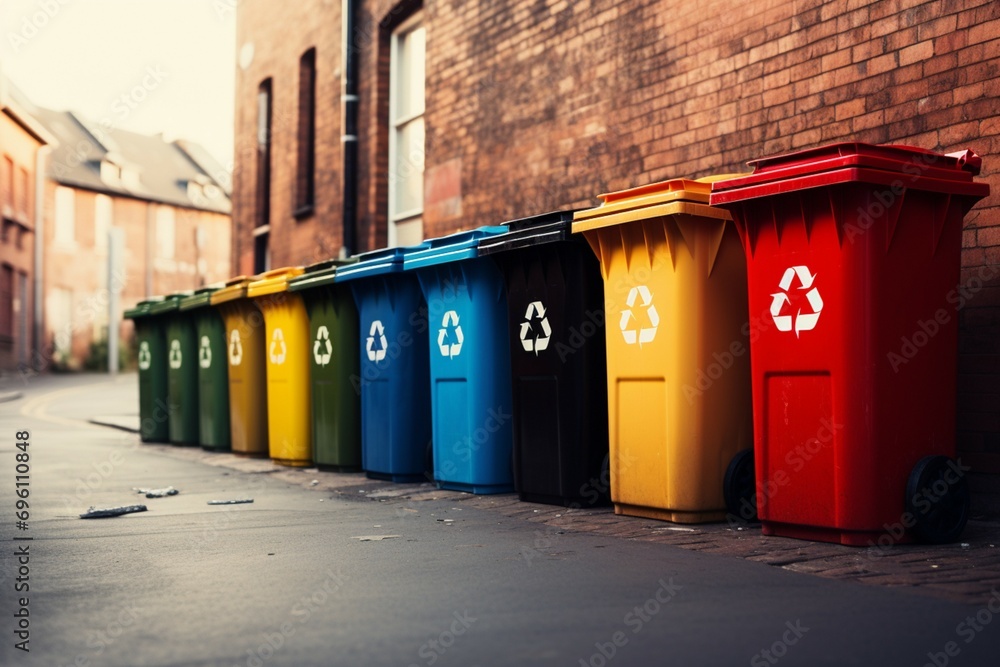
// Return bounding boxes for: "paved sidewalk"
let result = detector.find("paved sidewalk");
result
[56,370,1000,606]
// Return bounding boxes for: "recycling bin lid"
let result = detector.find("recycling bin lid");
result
[124,296,165,319]
[333,242,432,282]
[180,283,225,311]
[148,291,193,315]
[287,258,358,291]
[247,266,304,297]
[572,175,739,234]
[402,226,508,271]
[477,210,579,256]
[209,275,257,305]
[710,143,989,205]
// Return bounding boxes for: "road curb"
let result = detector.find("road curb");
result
[0,391,23,403]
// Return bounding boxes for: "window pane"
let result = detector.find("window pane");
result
[393,116,424,216]
[55,186,75,245]
[394,25,425,121]
[95,194,112,249]
[156,207,175,259]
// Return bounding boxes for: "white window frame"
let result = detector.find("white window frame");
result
[388,11,425,248]
[54,186,76,246]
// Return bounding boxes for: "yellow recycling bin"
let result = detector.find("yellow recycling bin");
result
[247,267,312,467]
[572,176,754,524]
[210,276,269,457]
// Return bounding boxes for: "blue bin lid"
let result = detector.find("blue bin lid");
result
[402,227,508,271]
[334,242,430,282]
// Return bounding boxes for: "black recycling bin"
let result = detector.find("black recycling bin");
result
[479,210,610,507]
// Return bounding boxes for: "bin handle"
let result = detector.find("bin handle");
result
[946,149,982,176]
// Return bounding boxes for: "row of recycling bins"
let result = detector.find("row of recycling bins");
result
[126,143,990,546]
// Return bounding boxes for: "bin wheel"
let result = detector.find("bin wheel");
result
[724,449,757,522]
[424,440,434,483]
[906,455,970,544]
[600,453,611,501]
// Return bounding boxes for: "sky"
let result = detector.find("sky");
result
[1,0,236,167]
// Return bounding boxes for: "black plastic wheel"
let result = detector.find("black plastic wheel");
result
[599,453,611,501]
[424,440,434,483]
[724,448,758,521]
[906,455,970,544]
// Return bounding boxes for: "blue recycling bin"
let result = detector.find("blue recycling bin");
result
[404,227,514,495]
[334,244,433,482]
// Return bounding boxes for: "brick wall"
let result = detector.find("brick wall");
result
[235,0,1000,468]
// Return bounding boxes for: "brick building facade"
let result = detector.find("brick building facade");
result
[233,0,1000,469]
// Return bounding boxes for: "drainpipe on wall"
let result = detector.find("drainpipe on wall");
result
[32,145,49,370]
[341,0,359,257]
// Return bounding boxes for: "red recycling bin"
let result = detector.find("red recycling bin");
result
[710,143,990,546]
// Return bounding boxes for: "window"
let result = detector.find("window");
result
[47,287,73,357]
[95,194,112,250]
[388,12,426,247]
[2,156,12,213]
[296,48,316,217]
[156,206,175,259]
[54,186,76,245]
[0,264,12,339]
[17,167,29,220]
[256,78,273,229]
[253,230,270,274]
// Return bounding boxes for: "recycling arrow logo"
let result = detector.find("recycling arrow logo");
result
[314,325,333,366]
[366,320,388,362]
[437,310,464,359]
[199,335,212,369]
[620,285,658,346]
[229,329,243,366]
[138,341,152,370]
[519,301,552,355]
[771,265,823,337]
[168,339,183,369]
[269,327,287,365]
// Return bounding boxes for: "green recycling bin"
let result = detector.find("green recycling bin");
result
[180,286,231,451]
[149,292,199,445]
[124,298,170,442]
[288,260,362,471]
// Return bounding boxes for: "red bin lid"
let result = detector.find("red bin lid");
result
[711,143,985,201]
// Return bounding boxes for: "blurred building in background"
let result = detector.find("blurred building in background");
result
[0,74,232,372]
[232,0,999,469]
[0,71,51,372]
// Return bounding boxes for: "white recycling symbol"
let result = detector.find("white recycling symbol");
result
[168,339,183,369]
[314,325,333,367]
[138,340,152,370]
[199,335,212,369]
[366,320,388,362]
[520,301,552,355]
[437,310,464,359]
[269,327,287,365]
[229,329,243,366]
[620,285,659,346]
[771,265,823,337]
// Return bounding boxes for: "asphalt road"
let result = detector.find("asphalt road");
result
[1,373,999,666]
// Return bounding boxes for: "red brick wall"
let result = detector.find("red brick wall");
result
[236,0,1000,468]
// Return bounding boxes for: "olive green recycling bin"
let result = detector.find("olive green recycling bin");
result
[180,286,231,451]
[124,298,170,442]
[150,292,199,445]
[288,260,362,471]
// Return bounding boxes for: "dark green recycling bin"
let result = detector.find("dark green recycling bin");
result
[149,292,199,445]
[124,298,170,442]
[180,286,231,451]
[288,260,362,471]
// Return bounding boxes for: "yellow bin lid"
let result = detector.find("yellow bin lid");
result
[210,275,258,305]
[572,175,746,233]
[246,266,305,298]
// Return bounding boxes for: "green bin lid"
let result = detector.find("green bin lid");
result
[180,284,225,311]
[287,258,357,292]
[123,296,165,320]
[148,291,193,316]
